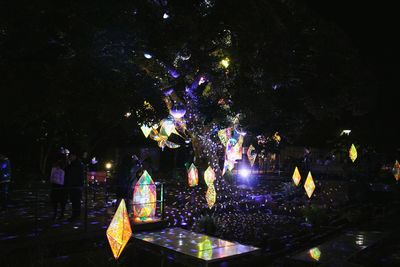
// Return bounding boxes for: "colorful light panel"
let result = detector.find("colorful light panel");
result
[218,127,232,147]
[349,144,357,162]
[393,160,400,181]
[188,163,199,187]
[304,171,315,198]
[106,199,132,259]
[292,166,301,186]
[133,170,157,221]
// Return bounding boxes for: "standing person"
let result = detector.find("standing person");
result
[65,152,85,221]
[49,159,66,220]
[0,154,11,211]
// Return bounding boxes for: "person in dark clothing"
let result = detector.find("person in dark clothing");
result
[49,159,66,220]
[303,147,312,173]
[0,154,11,211]
[65,152,85,221]
[115,155,135,200]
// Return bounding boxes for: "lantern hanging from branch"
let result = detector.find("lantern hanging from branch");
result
[349,144,358,162]
[247,144,257,167]
[204,166,216,208]
[188,163,199,187]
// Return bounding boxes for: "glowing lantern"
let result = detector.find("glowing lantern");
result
[206,185,216,209]
[106,199,132,259]
[160,119,176,137]
[204,167,216,208]
[349,144,357,162]
[218,127,232,147]
[198,236,213,260]
[169,102,186,119]
[188,163,199,187]
[247,144,257,167]
[304,171,315,198]
[393,160,400,181]
[140,124,152,138]
[292,166,301,186]
[309,247,321,261]
[204,166,216,186]
[133,170,157,222]
[220,57,230,69]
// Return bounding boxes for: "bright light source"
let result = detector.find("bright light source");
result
[105,162,112,170]
[239,168,250,178]
[220,57,230,68]
[340,129,351,136]
[144,53,152,59]
[125,112,132,117]
[163,12,169,19]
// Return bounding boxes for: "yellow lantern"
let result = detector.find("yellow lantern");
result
[106,199,132,259]
[304,171,316,198]
[349,144,357,162]
[292,166,301,186]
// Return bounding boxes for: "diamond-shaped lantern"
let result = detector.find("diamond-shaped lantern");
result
[247,144,257,167]
[205,185,216,209]
[292,166,301,186]
[140,124,152,138]
[204,166,216,187]
[349,144,357,162]
[106,199,132,259]
[133,170,156,222]
[304,171,316,198]
[309,247,321,261]
[188,163,199,187]
[393,160,400,181]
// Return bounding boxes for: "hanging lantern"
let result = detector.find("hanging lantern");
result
[160,119,176,136]
[205,184,216,209]
[106,199,132,259]
[292,166,301,186]
[204,166,216,186]
[188,163,199,187]
[169,102,186,119]
[349,144,357,162]
[140,124,152,138]
[304,171,315,198]
[133,170,157,222]
[393,160,400,181]
[247,144,257,167]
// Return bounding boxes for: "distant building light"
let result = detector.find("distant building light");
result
[125,112,132,117]
[163,12,169,19]
[144,53,152,59]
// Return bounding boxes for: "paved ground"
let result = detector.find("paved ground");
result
[1,176,399,266]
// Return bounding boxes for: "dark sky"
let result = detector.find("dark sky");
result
[305,0,398,149]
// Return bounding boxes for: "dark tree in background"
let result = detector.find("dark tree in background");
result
[0,0,396,179]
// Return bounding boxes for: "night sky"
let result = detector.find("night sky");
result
[0,0,398,172]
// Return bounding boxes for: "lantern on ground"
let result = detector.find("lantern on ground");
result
[304,171,316,198]
[106,199,132,259]
[292,166,301,186]
[133,170,157,222]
